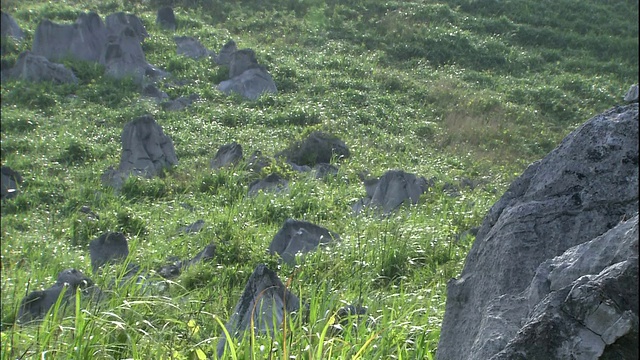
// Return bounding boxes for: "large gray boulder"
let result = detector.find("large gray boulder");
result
[490,215,638,359]
[352,170,428,215]
[217,48,277,100]
[32,12,107,63]
[214,40,237,66]
[2,51,78,84]
[104,12,148,43]
[1,11,25,42]
[268,219,340,265]
[18,268,101,324]
[100,25,158,84]
[156,7,177,31]
[436,103,639,360]
[217,264,300,358]
[102,115,178,189]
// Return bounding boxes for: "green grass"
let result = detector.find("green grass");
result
[1,0,637,358]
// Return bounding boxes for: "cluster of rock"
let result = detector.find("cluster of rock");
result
[1,9,277,101]
[436,103,639,359]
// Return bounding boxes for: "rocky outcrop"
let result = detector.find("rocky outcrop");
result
[268,219,340,265]
[352,170,428,215]
[101,115,178,189]
[2,51,78,84]
[32,12,107,63]
[214,40,237,66]
[217,48,277,100]
[436,103,639,360]
[248,173,288,196]
[216,264,300,358]
[278,131,350,167]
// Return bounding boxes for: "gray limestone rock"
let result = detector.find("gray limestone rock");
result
[1,11,25,41]
[175,36,211,59]
[89,232,129,273]
[217,67,277,100]
[624,84,639,103]
[32,12,106,63]
[101,115,178,189]
[105,12,148,43]
[177,219,206,234]
[2,51,78,84]
[352,170,428,215]
[17,268,101,324]
[268,219,340,265]
[158,243,215,279]
[156,7,177,31]
[161,93,200,111]
[278,131,350,167]
[210,142,243,169]
[216,264,300,358]
[214,40,237,66]
[436,103,639,360]
[248,173,288,196]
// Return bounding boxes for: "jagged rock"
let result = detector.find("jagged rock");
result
[89,232,129,273]
[352,170,428,215]
[214,40,237,66]
[228,49,259,78]
[436,103,639,360]
[17,268,101,324]
[105,12,148,42]
[161,93,199,111]
[31,12,106,63]
[175,36,211,59]
[624,84,639,103]
[210,142,243,169]
[490,215,639,360]
[313,163,339,179]
[156,6,177,31]
[1,166,22,200]
[217,264,300,358]
[2,51,78,84]
[177,219,205,234]
[1,11,25,41]
[248,173,288,196]
[158,243,215,279]
[101,115,178,189]
[268,219,340,265]
[278,131,350,167]
[100,24,162,84]
[217,67,278,100]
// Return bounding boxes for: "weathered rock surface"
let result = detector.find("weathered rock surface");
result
[268,219,340,265]
[352,170,428,215]
[278,131,350,167]
[248,173,288,196]
[177,219,206,234]
[161,93,199,111]
[210,142,243,169]
[1,166,22,200]
[158,243,215,279]
[175,36,211,59]
[2,51,78,84]
[102,115,178,189]
[1,11,25,42]
[104,12,148,42]
[218,67,278,100]
[156,6,177,31]
[490,215,638,360]
[217,264,300,358]
[101,24,159,84]
[32,12,107,63]
[214,40,237,66]
[436,103,639,360]
[89,232,130,273]
[246,150,271,173]
[18,268,101,323]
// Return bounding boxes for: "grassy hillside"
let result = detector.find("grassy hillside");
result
[1,0,637,358]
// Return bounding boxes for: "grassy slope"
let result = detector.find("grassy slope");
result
[1,0,637,358]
